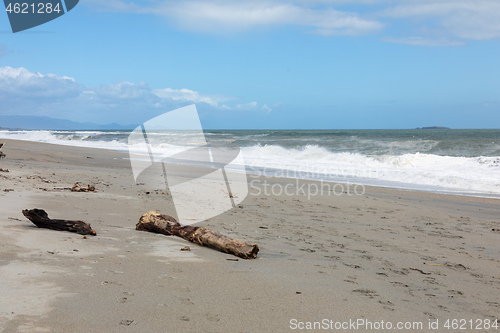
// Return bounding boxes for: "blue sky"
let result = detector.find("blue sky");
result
[1,0,500,129]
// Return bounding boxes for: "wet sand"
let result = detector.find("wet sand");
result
[0,139,499,332]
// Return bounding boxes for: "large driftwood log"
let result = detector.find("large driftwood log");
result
[136,211,259,259]
[22,209,97,236]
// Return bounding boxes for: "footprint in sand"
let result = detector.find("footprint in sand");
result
[379,300,395,311]
[101,280,122,286]
[205,314,221,322]
[119,319,135,326]
[352,289,379,298]
[447,289,464,297]
[179,297,195,306]
[424,312,437,320]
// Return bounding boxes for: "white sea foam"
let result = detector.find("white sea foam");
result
[240,145,500,196]
[0,130,132,151]
[1,130,499,196]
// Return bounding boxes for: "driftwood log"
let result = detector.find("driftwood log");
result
[136,211,259,259]
[71,182,97,192]
[22,209,96,236]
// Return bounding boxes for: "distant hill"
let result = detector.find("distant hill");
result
[0,115,135,130]
[416,126,450,130]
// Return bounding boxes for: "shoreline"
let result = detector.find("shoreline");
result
[2,138,500,200]
[1,139,499,332]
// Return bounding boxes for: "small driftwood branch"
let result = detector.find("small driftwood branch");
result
[22,209,96,236]
[72,182,97,192]
[0,142,5,159]
[136,211,259,259]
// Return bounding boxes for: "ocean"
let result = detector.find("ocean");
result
[1,129,499,198]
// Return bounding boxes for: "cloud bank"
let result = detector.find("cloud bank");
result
[380,0,500,41]
[85,0,500,45]
[0,67,268,125]
[380,37,465,47]
[86,0,383,36]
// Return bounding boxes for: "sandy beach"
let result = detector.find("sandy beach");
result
[1,139,499,332]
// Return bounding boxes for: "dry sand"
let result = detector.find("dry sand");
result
[0,139,499,332]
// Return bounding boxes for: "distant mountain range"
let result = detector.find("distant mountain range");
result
[0,115,135,130]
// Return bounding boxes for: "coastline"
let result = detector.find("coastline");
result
[1,139,499,332]
[3,129,500,198]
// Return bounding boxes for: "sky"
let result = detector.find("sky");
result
[0,0,500,129]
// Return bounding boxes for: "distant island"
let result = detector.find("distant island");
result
[415,126,450,130]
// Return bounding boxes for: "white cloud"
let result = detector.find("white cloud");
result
[381,36,465,47]
[153,87,217,106]
[83,0,500,44]
[261,104,273,112]
[236,101,258,109]
[0,66,80,98]
[0,67,267,124]
[233,101,272,111]
[98,82,151,100]
[214,101,272,112]
[164,1,383,35]
[83,0,143,12]
[85,0,383,36]
[380,0,500,41]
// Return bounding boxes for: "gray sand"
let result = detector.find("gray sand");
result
[1,139,499,332]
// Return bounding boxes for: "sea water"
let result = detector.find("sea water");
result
[1,129,499,197]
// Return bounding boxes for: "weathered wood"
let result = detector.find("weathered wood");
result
[0,142,5,159]
[22,209,97,236]
[71,182,97,192]
[136,211,259,259]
